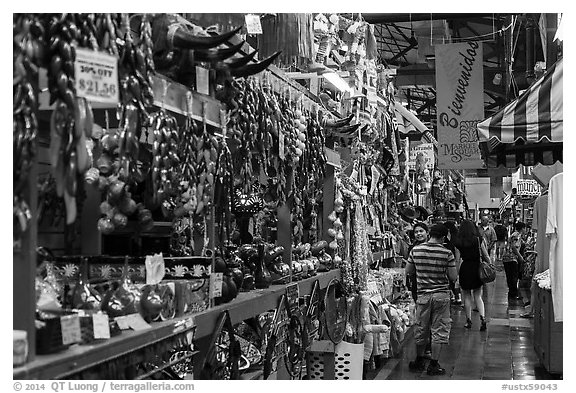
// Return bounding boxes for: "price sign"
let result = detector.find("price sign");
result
[114,315,131,330]
[127,314,152,331]
[74,48,119,105]
[60,314,81,345]
[92,313,111,339]
[210,273,223,298]
[285,283,300,314]
[195,66,210,96]
[245,14,263,34]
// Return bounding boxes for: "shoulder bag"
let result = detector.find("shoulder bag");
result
[478,238,496,284]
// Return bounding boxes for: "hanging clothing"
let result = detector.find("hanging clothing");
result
[546,173,563,322]
[532,194,550,274]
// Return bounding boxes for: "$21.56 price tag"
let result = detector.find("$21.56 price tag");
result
[74,48,119,105]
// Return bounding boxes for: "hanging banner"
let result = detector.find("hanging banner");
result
[408,142,435,171]
[435,42,485,169]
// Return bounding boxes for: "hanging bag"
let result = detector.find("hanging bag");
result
[478,238,496,284]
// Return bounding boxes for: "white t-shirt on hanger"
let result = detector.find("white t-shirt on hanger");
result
[546,173,563,322]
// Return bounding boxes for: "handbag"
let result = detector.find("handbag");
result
[478,238,496,284]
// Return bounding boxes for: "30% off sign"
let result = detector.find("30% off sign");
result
[74,48,119,105]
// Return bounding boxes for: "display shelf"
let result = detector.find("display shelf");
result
[14,269,339,380]
[13,322,181,380]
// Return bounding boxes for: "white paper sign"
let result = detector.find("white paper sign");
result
[114,315,131,330]
[195,66,210,96]
[408,143,435,170]
[210,273,223,298]
[245,14,263,34]
[92,313,111,339]
[60,315,81,345]
[74,48,119,105]
[127,314,152,331]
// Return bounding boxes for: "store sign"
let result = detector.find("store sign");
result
[324,147,341,168]
[516,179,541,196]
[408,143,435,170]
[435,42,485,169]
[74,49,119,105]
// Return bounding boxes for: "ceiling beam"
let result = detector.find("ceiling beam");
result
[357,13,494,24]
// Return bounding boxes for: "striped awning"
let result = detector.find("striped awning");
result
[478,58,563,145]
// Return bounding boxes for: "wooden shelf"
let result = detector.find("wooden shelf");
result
[14,269,339,380]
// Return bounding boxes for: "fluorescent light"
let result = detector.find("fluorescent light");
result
[322,71,353,93]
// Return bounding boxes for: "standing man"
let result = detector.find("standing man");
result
[479,216,497,260]
[494,219,508,263]
[501,222,527,301]
[406,224,457,376]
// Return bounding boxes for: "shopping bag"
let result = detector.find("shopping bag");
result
[478,261,496,284]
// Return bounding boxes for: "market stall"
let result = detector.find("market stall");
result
[14,13,420,380]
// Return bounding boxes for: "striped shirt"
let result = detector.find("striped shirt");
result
[407,242,456,296]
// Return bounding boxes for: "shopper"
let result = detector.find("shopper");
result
[407,222,429,301]
[443,221,462,305]
[454,220,491,331]
[406,224,457,376]
[501,222,527,301]
[494,219,508,263]
[479,216,497,259]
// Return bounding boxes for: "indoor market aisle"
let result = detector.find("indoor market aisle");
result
[369,268,561,380]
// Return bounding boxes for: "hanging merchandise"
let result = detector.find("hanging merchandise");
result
[13,14,46,245]
[259,13,315,68]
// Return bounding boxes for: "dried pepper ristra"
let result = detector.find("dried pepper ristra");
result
[13,14,46,238]
[45,14,94,225]
[87,13,156,234]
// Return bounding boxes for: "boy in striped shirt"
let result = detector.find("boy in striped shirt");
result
[405,224,458,375]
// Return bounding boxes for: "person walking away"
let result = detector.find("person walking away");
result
[479,216,497,261]
[443,221,462,305]
[494,219,508,264]
[406,224,457,375]
[501,222,527,302]
[454,220,491,331]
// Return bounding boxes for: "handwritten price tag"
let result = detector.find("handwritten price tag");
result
[92,313,111,339]
[74,48,119,105]
[60,315,81,345]
[245,14,263,34]
[210,273,223,298]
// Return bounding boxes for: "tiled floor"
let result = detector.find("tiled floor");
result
[368,268,563,380]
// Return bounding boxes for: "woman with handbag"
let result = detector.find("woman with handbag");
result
[454,220,491,331]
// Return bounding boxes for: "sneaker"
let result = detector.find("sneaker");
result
[464,319,472,329]
[520,312,534,319]
[408,360,426,372]
[427,363,446,375]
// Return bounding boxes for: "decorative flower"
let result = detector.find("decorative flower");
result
[100,265,113,279]
[174,265,188,277]
[63,264,78,278]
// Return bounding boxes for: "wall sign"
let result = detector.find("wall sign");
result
[435,42,485,169]
[74,48,119,105]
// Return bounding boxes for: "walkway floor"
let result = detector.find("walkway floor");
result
[368,268,562,380]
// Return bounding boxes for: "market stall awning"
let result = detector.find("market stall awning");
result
[477,58,562,168]
[478,58,562,145]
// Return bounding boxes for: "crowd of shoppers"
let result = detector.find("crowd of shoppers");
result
[404,215,531,375]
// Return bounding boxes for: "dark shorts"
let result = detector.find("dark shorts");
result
[414,292,451,345]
